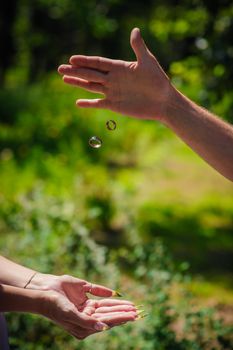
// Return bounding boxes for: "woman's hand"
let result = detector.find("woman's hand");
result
[27,273,139,339]
[28,273,121,305]
[58,28,173,122]
[43,291,138,340]
[0,257,143,340]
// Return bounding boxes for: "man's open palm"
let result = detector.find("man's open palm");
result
[58,28,171,121]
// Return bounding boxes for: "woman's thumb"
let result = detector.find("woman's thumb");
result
[130,28,148,63]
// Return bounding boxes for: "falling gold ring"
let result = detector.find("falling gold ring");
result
[106,120,116,131]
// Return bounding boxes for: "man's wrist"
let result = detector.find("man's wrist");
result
[162,85,194,127]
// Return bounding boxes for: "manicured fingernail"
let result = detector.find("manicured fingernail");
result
[136,306,144,310]
[135,313,149,320]
[137,309,145,315]
[136,305,144,308]
[112,290,123,297]
[95,322,109,331]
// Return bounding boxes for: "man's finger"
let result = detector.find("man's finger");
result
[130,27,148,64]
[63,76,106,94]
[58,65,107,83]
[70,55,113,72]
[76,98,110,110]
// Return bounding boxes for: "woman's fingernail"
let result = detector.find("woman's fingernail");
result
[136,306,144,311]
[135,313,149,320]
[95,322,110,331]
[112,290,123,297]
[137,309,145,315]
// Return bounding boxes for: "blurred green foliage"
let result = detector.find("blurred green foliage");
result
[2,191,233,349]
[0,0,233,348]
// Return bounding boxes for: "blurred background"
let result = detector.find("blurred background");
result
[0,0,233,349]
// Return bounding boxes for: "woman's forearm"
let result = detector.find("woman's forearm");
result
[0,284,44,314]
[0,256,36,288]
[164,88,233,181]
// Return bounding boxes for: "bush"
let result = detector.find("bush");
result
[2,190,232,349]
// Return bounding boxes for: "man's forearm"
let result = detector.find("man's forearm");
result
[0,284,44,314]
[164,87,233,181]
[0,256,36,288]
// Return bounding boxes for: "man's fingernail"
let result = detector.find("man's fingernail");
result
[112,290,123,297]
[95,322,109,331]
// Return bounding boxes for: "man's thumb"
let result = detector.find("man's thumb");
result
[130,27,148,63]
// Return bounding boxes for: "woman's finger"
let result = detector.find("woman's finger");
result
[83,299,96,307]
[70,55,113,72]
[82,299,135,315]
[71,310,108,331]
[82,305,96,316]
[83,282,117,297]
[95,299,134,307]
[58,64,107,83]
[93,311,137,326]
[95,305,136,314]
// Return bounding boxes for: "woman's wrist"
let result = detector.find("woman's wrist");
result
[0,256,37,289]
[0,283,71,326]
[25,272,59,292]
[0,284,46,315]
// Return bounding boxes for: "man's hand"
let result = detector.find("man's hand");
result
[58,27,233,181]
[58,28,172,122]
